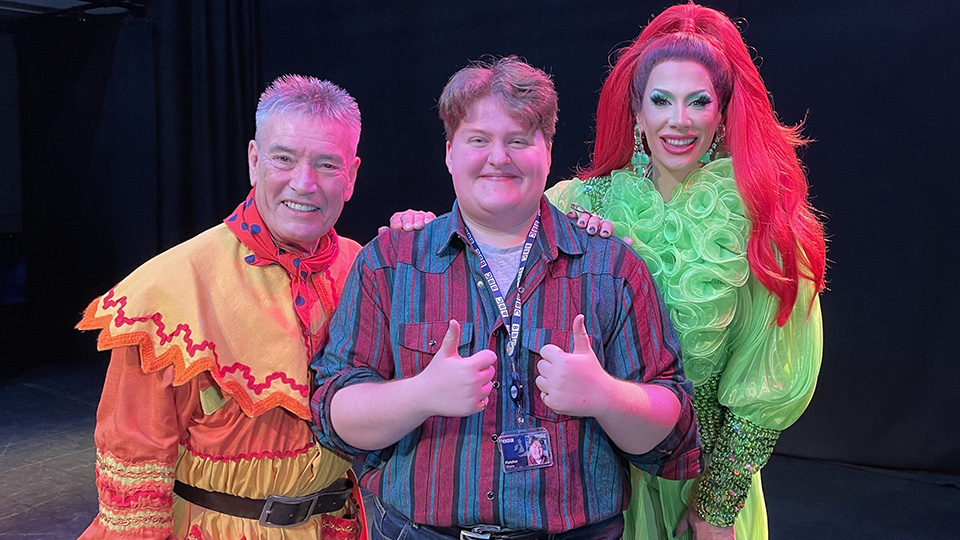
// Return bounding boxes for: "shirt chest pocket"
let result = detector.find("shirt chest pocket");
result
[522,328,576,424]
[397,321,475,377]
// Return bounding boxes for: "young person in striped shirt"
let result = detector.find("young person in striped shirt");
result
[311,56,701,540]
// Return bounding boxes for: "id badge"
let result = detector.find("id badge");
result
[497,427,553,472]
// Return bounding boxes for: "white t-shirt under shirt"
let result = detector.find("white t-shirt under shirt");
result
[476,241,524,294]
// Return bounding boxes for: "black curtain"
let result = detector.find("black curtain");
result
[253,0,960,475]
[12,1,260,364]
[16,15,133,361]
[7,0,959,474]
[150,0,261,248]
[736,0,960,474]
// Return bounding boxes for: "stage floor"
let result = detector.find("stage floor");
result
[1,357,957,539]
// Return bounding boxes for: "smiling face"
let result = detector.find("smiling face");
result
[445,95,551,238]
[248,113,359,254]
[635,60,722,185]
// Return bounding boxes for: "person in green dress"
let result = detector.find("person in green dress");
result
[546,4,826,539]
[386,4,826,539]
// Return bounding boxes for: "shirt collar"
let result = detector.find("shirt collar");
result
[434,197,585,260]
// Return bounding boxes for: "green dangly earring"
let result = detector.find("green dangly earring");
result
[700,123,725,164]
[632,124,652,177]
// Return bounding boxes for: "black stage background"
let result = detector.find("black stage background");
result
[1,0,958,476]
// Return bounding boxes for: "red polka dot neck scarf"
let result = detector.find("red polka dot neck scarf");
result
[224,188,340,353]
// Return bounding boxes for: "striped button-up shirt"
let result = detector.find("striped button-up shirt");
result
[312,198,700,533]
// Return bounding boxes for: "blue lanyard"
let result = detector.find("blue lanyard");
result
[463,210,540,425]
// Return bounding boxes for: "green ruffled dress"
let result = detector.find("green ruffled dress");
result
[545,158,822,540]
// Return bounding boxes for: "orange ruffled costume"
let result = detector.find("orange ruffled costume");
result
[77,219,364,540]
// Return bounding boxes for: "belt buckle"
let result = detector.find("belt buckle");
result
[461,525,504,540]
[258,492,319,528]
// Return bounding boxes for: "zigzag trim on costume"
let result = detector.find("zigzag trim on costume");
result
[183,524,233,540]
[321,515,361,535]
[96,508,173,536]
[96,450,175,487]
[182,439,315,463]
[78,291,310,419]
[219,362,308,396]
[93,450,175,535]
[318,267,338,315]
[97,484,173,509]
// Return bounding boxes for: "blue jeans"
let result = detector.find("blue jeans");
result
[366,492,623,540]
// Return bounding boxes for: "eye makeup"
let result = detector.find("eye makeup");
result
[688,92,714,107]
[650,90,671,106]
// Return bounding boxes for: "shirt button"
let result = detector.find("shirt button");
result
[428,340,437,347]
[518,286,525,293]
[492,381,500,389]
[477,280,484,288]
[491,434,498,442]
[486,491,495,500]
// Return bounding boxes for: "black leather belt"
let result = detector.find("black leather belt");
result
[173,477,352,528]
[430,524,549,540]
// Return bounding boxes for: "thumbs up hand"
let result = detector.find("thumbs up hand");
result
[416,319,497,417]
[536,314,611,417]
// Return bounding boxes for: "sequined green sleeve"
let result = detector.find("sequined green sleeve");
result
[695,277,822,526]
[719,276,823,430]
[695,414,779,526]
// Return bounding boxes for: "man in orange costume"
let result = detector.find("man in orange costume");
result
[78,75,367,540]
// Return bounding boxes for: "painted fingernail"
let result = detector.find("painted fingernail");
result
[588,226,596,233]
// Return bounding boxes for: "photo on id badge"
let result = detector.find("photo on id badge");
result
[498,428,553,471]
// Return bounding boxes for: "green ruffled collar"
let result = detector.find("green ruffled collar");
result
[581,158,751,381]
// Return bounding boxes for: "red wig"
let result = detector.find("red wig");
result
[583,3,826,326]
